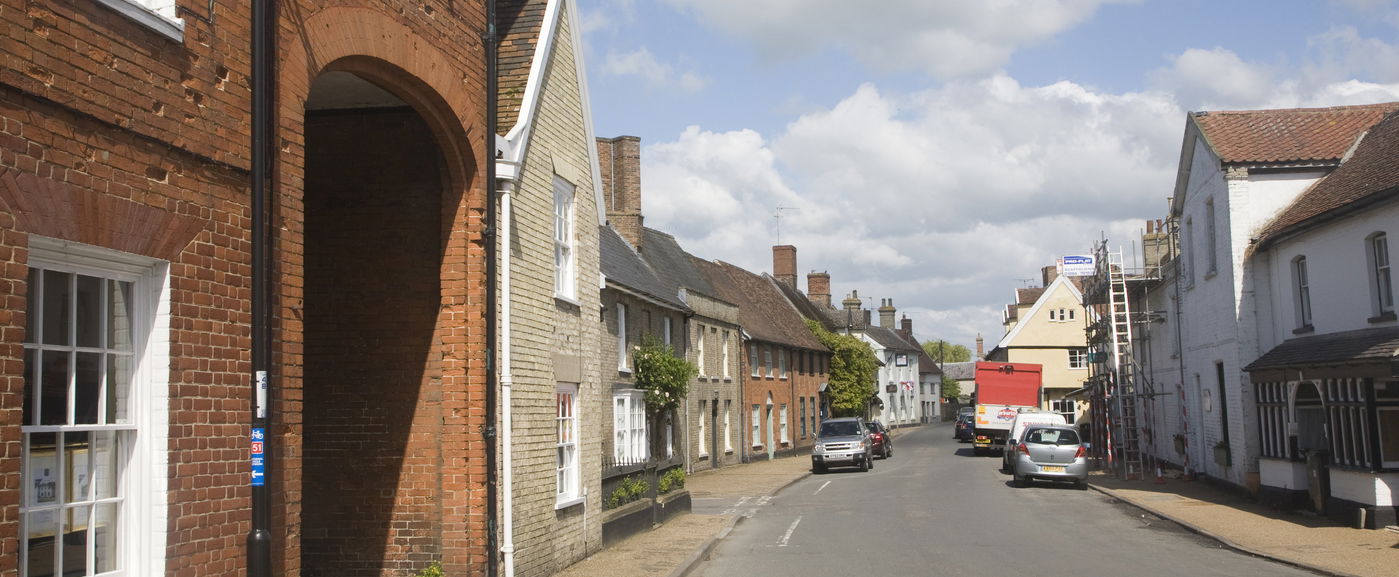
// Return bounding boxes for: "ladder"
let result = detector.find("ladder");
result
[1104,248,1145,480]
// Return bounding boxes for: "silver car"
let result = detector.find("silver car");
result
[811,417,873,473]
[1010,425,1088,489]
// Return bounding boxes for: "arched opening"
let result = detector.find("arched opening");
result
[300,68,451,577]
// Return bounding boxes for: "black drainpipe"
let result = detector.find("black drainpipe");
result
[248,0,275,576]
[483,1,500,576]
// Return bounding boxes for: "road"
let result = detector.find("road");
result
[692,424,1321,577]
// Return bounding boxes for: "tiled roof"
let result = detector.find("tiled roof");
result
[941,361,976,381]
[496,0,547,134]
[1192,103,1399,165]
[1255,110,1399,247]
[642,228,719,300]
[865,325,920,353]
[1244,326,1399,371]
[599,225,688,311]
[693,259,827,352]
[1016,287,1045,306]
[771,278,839,330]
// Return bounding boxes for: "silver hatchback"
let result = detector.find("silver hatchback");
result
[1010,425,1088,489]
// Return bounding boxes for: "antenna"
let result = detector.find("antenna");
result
[774,206,799,244]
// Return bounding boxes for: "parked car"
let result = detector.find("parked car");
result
[1009,425,1089,489]
[954,414,975,442]
[811,417,873,473]
[866,420,893,459]
[1000,410,1068,471]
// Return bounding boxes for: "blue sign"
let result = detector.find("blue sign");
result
[251,427,266,487]
[1059,255,1095,277]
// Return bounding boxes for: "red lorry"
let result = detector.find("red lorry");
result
[971,361,1043,455]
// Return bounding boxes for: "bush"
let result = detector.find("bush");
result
[607,474,649,509]
[658,467,685,494]
[413,561,444,577]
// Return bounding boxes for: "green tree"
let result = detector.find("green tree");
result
[939,375,962,400]
[806,320,879,417]
[922,339,971,364]
[633,335,697,414]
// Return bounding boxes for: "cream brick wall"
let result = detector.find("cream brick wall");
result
[501,5,605,576]
[684,294,743,472]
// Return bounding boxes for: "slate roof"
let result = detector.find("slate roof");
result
[1245,326,1399,371]
[641,228,720,302]
[495,0,548,134]
[941,361,976,381]
[1191,103,1399,165]
[692,259,826,352]
[866,325,920,353]
[599,225,688,311]
[1255,109,1399,248]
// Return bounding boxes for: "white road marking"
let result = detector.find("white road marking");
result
[813,481,831,495]
[777,516,803,547]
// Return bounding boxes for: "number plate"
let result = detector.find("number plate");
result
[1040,465,1066,473]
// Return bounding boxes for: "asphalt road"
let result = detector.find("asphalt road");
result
[692,424,1322,577]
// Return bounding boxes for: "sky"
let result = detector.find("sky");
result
[574,0,1399,352]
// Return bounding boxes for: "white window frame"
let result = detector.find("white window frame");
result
[22,237,170,577]
[1293,256,1312,328]
[555,383,581,507]
[1185,217,1196,288]
[613,390,647,463]
[1068,348,1087,369]
[723,400,733,452]
[779,404,789,444]
[721,330,731,379]
[94,0,184,41]
[749,344,759,377]
[697,400,708,457]
[1369,233,1393,316]
[695,323,706,376]
[1205,198,1218,276]
[778,348,787,379]
[616,304,629,373]
[663,316,673,347]
[751,404,761,448]
[553,176,577,301]
[764,347,773,378]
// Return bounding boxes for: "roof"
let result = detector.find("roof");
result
[1244,326,1399,372]
[865,325,920,353]
[692,259,827,352]
[1255,110,1399,248]
[941,361,977,381]
[1191,103,1399,165]
[495,0,548,134]
[771,277,839,329]
[1015,287,1046,306]
[641,228,720,301]
[995,274,1084,350]
[598,225,688,311]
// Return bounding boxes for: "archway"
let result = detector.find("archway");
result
[299,68,452,577]
[1293,381,1328,513]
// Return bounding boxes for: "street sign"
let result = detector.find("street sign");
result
[1059,255,1095,277]
[251,427,266,487]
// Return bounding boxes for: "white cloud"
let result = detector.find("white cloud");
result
[602,47,709,92]
[662,0,1136,79]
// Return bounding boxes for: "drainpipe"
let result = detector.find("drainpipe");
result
[484,1,502,576]
[247,0,275,576]
[495,174,516,577]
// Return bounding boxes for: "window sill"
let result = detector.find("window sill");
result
[1368,311,1396,324]
[1292,324,1315,335]
[697,453,709,460]
[555,496,585,511]
[95,0,184,42]
[617,367,632,375]
[1205,269,1218,281]
[555,294,581,308]
[725,449,734,455]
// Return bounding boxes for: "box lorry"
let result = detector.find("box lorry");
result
[972,361,1042,455]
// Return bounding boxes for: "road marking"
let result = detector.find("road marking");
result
[813,481,831,495]
[777,516,802,547]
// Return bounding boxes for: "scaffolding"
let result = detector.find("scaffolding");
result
[1082,236,1166,480]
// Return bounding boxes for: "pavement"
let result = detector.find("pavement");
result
[554,425,1399,577]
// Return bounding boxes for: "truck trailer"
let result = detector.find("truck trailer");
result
[971,361,1043,455]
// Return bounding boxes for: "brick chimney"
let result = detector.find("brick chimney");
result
[597,135,643,250]
[1042,265,1059,287]
[773,245,797,289]
[807,272,831,308]
[842,290,862,328]
[900,315,912,338]
[879,298,896,328]
[976,333,984,360]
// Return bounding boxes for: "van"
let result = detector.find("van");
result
[1001,410,1067,470]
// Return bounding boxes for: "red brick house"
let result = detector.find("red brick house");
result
[1,2,492,576]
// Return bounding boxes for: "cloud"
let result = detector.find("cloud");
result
[602,47,710,92]
[662,0,1136,79]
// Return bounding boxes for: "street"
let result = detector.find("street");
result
[692,424,1321,577]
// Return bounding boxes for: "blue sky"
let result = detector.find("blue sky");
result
[574,0,1399,350]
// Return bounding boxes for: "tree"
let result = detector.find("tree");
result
[940,375,962,400]
[922,339,971,364]
[806,320,879,417]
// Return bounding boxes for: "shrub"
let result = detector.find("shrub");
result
[658,467,685,494]
[607,474,649,509]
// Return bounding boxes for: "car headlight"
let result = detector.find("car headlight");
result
[813,445,826,454]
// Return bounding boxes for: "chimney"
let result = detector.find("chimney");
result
[1143,218,1171,268]
[842,290,862,328]
[976,333,984,360]
[597,136,644,250]
[773,245,797,289]
[807,271,831,308]
[1042,265,1059,287]
[879,298,896,328]
[900,315,912,337]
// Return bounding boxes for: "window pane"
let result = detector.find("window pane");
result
[62,504,89,576]
[94,502,119,573]
[107,354,132,424]
[67,431,91,503]
[26,510,58,577]
[109,279,134,352]
[41,351,70,426]
[93,431,120,501]
[75,274,102,348]
[42,270,70,346]
[1380,409,1399,464]
[25,432,59,508]
[75,353,101,425]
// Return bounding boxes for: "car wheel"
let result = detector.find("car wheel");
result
[1076,479,1088,490]
[1012,473,1026,488]
[813,463,826,474]
[886,446,892,458]
[860,455,870,472]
